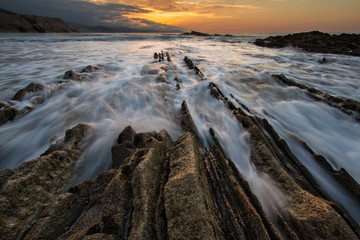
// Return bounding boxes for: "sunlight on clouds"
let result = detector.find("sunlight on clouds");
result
[84,0,360,33]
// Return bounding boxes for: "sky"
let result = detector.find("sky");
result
[1,0,359,33]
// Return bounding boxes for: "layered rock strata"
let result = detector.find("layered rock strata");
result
[273,74,360,121]
[1,52,359,240]
[209,81,360,239]
[0,123,92,240]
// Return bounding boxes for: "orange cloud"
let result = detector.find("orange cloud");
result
[86,0,360,33]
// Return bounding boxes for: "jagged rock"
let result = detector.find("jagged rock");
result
[62,129,171,240]
[273,74,360,119]
[183,30,210,37]
[24,180,93,240]
[0,123,92,240]
[81,65,99,73]
[116,125,136,144]
[180,101,202,145]
[129,129,171,239]
[11,82,45,101]
[12,88,29,100]
[64,70,82,80]
[25,82,45,92]
[205,129,281,240]
[112,126,136,169]
[208,81,360,239]
[0,106,19,125]
[165,132,224,239]
[254,31,360,56]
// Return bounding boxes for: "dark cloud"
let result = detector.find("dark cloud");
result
[0,0,182,31]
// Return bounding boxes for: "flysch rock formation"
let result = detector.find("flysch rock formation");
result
[272,74,360,121]
[0,52,359,240]
[0,8,77,33]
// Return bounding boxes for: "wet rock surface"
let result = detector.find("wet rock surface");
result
[0,123,92,240]
[254,31,360,56]
[273,74,360,120]
[0,52,359,240]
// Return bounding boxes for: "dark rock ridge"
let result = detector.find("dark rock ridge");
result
[1,53,359,240]
[0,8,77,33]
[254,31,360,56]
[183,30,234,37]
[273,74,360,121]
[184,56,205,80]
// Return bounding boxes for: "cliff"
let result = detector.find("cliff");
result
[0,8,77,33]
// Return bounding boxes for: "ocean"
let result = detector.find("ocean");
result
[0,33,359,223]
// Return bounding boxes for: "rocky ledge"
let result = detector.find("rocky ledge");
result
[254,31,360,56]
[0,8,77,33]
[183,30,234,37]
[1,52,359,240]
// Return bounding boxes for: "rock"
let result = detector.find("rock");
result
[62,128,171,240]
[12,88,29,100]
[116,125,136,144]
[164,132,224,240]
[208,81,360,239]
[111,143,133,169]
[0,123,92,240]
[64,70,82,80]
[11,82,45,101]
[25,82,45,92]
[0,106,19,125]
[129,130,171,239]
[180,101,202,145]
[24,180,93,240]
[273,74,360,120]
[206,129,281,240]
[81,65,99,73]
[254,31,360,56]
[0,9,77,33]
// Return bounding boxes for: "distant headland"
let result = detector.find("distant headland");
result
[0,8,77,33]
[254,31,360,57]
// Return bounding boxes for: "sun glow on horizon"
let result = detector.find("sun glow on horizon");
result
[86,0,360,33]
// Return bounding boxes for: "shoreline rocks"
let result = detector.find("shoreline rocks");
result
[254,31,360,56]
[0,53,359,240]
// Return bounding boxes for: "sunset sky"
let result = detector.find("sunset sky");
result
[2,0,360,33]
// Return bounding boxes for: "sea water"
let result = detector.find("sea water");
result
[0,32,359,223]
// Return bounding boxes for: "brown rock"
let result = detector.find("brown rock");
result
[12,88,29,100]
[0,123,92,240]
[129,130,171,239]
[164,133,224,240]
[81,65,99,73]
[24,180,93,240]
[0,106,19,125]
[180,101,202,145]
[64,70,82,80]
[116,125,136,144]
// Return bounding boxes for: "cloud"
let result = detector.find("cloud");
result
[1,0,182,31]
